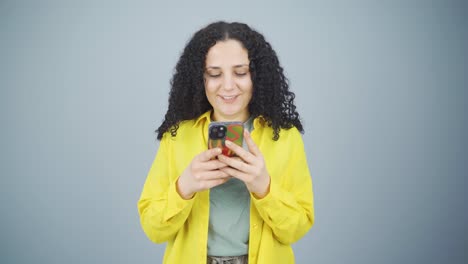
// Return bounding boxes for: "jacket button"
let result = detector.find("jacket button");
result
[253,223,258,229]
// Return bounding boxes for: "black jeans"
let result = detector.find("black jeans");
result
[207,255,248,264]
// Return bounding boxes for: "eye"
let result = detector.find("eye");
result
[207,73,221,78]
[235,72,247,76]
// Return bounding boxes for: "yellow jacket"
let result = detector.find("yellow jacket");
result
[138,111,314,264]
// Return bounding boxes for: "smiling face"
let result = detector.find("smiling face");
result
[204,39,253,122]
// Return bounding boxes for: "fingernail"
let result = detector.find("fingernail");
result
[225,140,232,146]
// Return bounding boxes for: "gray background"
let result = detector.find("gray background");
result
[1,0,466,263]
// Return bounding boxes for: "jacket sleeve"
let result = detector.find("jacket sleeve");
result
[251,129,315,245]
[137,134,195,243]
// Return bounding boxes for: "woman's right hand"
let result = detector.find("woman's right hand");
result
[176,148,231,199]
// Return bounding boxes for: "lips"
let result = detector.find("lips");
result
[218,95,238,103]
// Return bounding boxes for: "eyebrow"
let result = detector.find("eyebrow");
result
[206,64,249,69]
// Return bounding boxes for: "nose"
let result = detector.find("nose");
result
[222,74,235,91]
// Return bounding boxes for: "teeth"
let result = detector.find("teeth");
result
[221,96,236,99]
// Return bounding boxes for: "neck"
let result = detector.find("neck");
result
[211,111,250,122]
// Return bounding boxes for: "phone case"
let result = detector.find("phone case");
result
[208,121,244,157]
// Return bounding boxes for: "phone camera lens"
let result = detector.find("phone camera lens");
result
[210,125,227,139]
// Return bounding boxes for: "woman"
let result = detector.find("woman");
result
[138,21,314,264]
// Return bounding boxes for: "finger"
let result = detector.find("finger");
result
[196,170,230,181]
[218,154,252,173]
[244,130,261,156]
[200,159,229,170]
[224,140,256,164]
[220,167,250,183]
[202,177,230,190]
[198,148,222,162]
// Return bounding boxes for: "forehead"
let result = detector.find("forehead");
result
[205,39,249,67]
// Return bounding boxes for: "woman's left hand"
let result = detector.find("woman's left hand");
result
[218,130,271,198]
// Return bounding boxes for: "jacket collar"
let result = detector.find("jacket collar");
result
[193,110,213,128]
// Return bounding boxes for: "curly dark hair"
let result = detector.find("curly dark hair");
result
[156,21,303,140]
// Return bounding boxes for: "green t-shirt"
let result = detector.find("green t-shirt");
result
[207,116,254,256]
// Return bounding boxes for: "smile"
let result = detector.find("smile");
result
[218,95,239,103]
[220,95,238,100]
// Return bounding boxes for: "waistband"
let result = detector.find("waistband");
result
[207,254,248,264]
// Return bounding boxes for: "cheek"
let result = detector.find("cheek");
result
[204,79,219,94]
[239,79,253,94]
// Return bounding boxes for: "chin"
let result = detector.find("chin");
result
[217,109,242,119]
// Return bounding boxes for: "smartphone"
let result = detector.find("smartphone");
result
[208,121,244,157]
